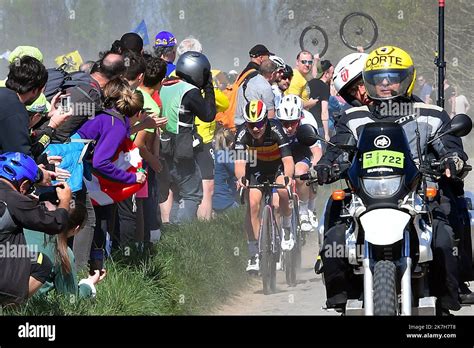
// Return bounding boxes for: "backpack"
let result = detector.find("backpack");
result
[44,65,103,143]
[215,68,259,131]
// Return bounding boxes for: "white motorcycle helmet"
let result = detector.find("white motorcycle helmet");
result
[276,94,303,121]
[333,52,368,106]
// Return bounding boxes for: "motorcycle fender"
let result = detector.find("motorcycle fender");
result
[360,209,411,245]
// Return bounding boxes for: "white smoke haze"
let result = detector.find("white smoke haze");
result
[0,0,472,108]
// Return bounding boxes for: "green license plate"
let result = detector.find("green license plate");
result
[362,150,404,169]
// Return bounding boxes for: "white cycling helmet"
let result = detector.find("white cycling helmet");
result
[276,94,303,121]
[269,55,285,70]
[333,52,368,106]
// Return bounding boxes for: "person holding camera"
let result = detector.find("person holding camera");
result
[24,202,106,299]
[0,152,72,305]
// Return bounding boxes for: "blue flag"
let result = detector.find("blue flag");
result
[133,20,149,46]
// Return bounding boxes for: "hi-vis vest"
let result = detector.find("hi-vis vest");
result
[160,80,198,134]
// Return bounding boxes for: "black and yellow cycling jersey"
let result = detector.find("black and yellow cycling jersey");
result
[234,118,292,174]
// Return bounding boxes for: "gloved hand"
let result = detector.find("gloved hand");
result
[440,153,464,179]
[314,159,333,185]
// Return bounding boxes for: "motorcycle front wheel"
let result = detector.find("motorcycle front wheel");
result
[373,260,398,315]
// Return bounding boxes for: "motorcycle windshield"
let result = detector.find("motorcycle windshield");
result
[348,122,420,202]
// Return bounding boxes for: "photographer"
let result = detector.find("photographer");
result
[0,152,71,305]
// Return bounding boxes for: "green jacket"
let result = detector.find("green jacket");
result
[24,229,94,298]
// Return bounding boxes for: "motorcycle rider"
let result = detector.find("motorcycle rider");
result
[315,46,468,315]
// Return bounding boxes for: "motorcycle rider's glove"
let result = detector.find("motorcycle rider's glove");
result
[440,153,464,179]
[314,159,333,185]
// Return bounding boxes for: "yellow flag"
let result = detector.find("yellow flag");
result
[55,50,83,72]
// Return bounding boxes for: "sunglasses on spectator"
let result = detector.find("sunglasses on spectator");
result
[300,60,313,65]
[246,119,266,129]
[281,75,292,81]
[373,72,401,85]
[281,119,300,128]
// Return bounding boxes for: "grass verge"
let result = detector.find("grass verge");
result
[4,207,249,315]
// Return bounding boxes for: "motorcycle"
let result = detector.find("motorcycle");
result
[297,114,472,315]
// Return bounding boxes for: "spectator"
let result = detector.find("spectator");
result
[79,60,96,74]
[328,81,349,135]
[444,79,457,117]
[122,51,146,89]
[176,36,203,58]
[454,86,470,115]
[119,55,167,246]
[51,51,125,270]
[238,44,272,79]
[286,50,319,111]
[159,51,216,223]
[111,32,144,55]
[24,202,106,298]
[307,59,334,141]
[76,77,146,268]
[170,38,229,221]
[415,75,432,103]
[153,31,177,77]
[272,64,293,107]
[0,152,71,305]
[234,59,279,127]
[212,125,238,214]
[1,56,72,182]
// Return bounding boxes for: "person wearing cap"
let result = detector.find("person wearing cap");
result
[110,32,144,55]
[153,31,178,77]
[307,59,334,142]
[238,44,272,79]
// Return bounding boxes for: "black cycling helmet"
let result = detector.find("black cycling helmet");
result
[282,64,293,78]
[175,51,211,89]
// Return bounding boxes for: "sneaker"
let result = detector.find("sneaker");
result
[308,210,319,230]
[300,214,313,233]
[281,228,295,251]
[276,253,283,271]
[246,254,260,273]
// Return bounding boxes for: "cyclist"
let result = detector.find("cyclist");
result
[276,94,322,233]
[315,46,467,315]
[234,100,295,272]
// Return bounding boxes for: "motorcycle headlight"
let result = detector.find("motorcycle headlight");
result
[362,176,402,197]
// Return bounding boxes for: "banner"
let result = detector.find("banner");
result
[54,50,83,72]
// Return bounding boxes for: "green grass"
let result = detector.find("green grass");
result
[3,208,249,316]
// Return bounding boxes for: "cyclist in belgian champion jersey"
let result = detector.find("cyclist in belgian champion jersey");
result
[234,100,295,272]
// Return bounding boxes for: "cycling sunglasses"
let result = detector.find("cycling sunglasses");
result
[281,119,300,128]
[373,72,401,85]
[300,60,313,65]
[246,119,266,129]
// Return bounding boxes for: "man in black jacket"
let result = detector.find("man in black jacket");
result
[316,46,467,315]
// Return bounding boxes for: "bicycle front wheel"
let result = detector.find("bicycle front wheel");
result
[260,206,277,295]
[340,12,378,51]
[299,25,329,57]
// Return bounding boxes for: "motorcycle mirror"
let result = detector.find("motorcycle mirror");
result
[449,113,472,138]
[296,124,322,146]
[428,113,472,145]
[296,123,338,147]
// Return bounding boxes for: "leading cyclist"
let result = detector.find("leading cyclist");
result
[234,100,295,273]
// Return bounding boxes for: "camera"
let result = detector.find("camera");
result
[60,95,71,113]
